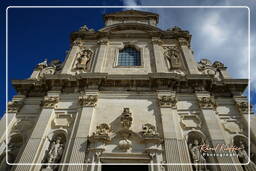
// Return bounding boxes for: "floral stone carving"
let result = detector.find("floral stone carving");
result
[197,96,216,109]
[159,96,177,108]
[89,123,112,143]
[78,95,97,107]
[141,123,159,137]
[120,108,133,129]
[236,101,251,113]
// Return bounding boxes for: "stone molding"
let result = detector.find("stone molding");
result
[42,96,59,109]
[158,95,177,108]
[78,95,98,107]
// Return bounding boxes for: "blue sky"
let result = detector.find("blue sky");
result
[0,0,255,117]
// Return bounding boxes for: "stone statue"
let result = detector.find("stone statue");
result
[75,49,93,72]
[188,139,207,171]
[164,48,182,70]
[37,59,48,69]
[120,108,133,129]
[45,137,64,169]
[95,123,111,136]
[237,142,256,170]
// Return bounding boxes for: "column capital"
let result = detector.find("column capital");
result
[151,37,163,45]
[42,96,59,109]
[97,38,108,45]
[197,96,216,109]
[8,95,25,113]
[158,95,177,108]
[78,95,98,107]
[233,96,252,114]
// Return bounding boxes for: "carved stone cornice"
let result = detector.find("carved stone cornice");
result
[8,100,24,113]
[78,95,98,107]
[197,96,216,109]
[158,95,177,108]
[42,96,59,109]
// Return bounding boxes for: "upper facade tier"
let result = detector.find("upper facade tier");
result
[103,9,159,26]
[12,10,247,96]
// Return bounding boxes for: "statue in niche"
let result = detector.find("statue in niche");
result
[44,136,64,170]
[237,141,256,170]
[188,139,207,171]
[120,108,133,129]
[164,47,182,70]
[75,48,93,72]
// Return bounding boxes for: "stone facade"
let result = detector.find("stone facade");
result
[0,9,256,171]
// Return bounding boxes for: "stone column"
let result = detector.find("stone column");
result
[195,91,243,171]
[61,39,82,74]
[178,38,200,74]
[157,91,192,171]
[14,93,59,171]
[66,93,98,171]
[152,37,166,73]
[94,39,108,72]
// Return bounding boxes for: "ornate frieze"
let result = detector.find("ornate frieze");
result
[197,96,216,109]
[8,100,24,113]
[78,95,97,107]
[42,96,59,109]
[158,95,177,108]
[120,108,133,129]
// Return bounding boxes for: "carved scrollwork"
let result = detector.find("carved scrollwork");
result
[158,95,177,108]
[198,59,224,81]
[8,100,24,113]
[141,123,159,137]
[42,96,59,109]
[78,95,97,107]
[197,96,216,109]
[120,108,133,129]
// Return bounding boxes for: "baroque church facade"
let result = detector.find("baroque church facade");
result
[0,9,256,171]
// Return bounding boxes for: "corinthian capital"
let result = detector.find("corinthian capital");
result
[42,96,59,109]
[78,95,98,107]
[236,101,252,114]
[158,96,177,108]
[197,97,216,109]
[8,101,24,113]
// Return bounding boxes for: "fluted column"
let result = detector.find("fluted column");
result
[66,93,98,171]
[94,39,108,72]
[195,91,243,171]
[14,93,59,171]
[158,91,192,171]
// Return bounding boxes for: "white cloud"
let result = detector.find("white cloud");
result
[123,0,140,9]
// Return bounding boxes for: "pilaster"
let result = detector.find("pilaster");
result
[94,39,108,72]
[61,39,82,74]
[195,91,242,171]
[178,38,200,74]
[66,92,98,171]
[157,91,192,171]
[152,37,166,73]
[14,92,60,171]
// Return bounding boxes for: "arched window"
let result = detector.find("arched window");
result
[118,46,141,66]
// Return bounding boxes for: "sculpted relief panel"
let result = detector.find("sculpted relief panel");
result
[73,47,94,73]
